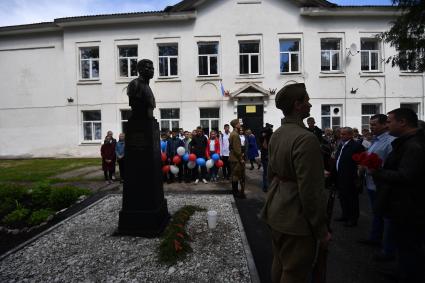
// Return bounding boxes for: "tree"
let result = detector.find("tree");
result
[380,0,425,72]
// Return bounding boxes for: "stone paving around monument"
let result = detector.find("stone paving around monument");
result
[0,194,256,282]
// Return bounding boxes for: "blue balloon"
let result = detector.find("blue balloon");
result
[212,153,220,161]
[196,157,206,167]
[160,141,166,151]
[182,153,189,162]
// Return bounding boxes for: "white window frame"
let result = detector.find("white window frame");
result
[361,103,382,130]
[158,43,178,78]
[321,104,342,130]
[198,42,219,76]
[320,38,342,72]
[79,47,99,80]
[279,39,301,74]
[360,38,381,72]
[120,109,131,133]
[239,41,261,75]
[160,108,180,132]
[200,108,220,135]
[400,102,421,118]
[82,110,102,142]
[118,45,138,78]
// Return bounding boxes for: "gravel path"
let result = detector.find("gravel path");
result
[0,194,252,283]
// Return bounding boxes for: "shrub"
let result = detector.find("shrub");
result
[27,209,54,226]
[2,207,31,228]
[0,184,29,219]
[30,181,52,209]
[48,186,91,211]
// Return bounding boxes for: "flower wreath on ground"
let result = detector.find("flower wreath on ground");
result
[352,152,383,170]
[158,205,205,265]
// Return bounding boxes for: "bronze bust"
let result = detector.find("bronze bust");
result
[127,59,156,119]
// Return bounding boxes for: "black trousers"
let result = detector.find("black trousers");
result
[117,158,125,180]
[338,184,359,223]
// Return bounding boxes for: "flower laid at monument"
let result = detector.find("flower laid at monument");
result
[158,205,205,264]
[352,152,383,170]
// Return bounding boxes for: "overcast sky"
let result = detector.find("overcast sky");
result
[0,0,394,27]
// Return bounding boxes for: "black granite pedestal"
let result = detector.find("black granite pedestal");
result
[117,115,170,237]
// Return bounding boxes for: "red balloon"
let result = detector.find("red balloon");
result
[161,152,167,162]
[215,159,224,168]
[162,165,170,174]
[172,155,181,165]
[189,154,197,162]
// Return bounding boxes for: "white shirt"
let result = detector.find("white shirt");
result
[336,140,350,171]
[240,135,246,146]
[220,132,230,156]
[209,139,216,151]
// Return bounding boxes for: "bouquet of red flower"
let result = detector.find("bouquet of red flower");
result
[352,152,383,170]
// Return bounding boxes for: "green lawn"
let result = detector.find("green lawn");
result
[0,158,100,182]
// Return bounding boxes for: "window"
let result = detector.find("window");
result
[280,39,300,73]
[321,39,341,72]
[80,47,99,79]
[361,104,381,130]
[399,50,423,72]
[321,105,342,130]
[118,46,138,78]
[198,42,218,76]
[82,111,101,141]
[158,44,178,77]
[121,109,131,133]
[200,108,220,135]
[239,42,260,75]
[400,103,420,117]
[160,109,180,132]
[361,39,380,72]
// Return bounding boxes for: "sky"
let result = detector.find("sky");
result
[0,0,394,27]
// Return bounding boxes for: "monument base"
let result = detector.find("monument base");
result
[117,199,170,238]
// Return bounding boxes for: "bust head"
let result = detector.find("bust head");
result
[137,59,154,80]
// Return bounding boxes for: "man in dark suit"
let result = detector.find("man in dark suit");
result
[333,127,365,227]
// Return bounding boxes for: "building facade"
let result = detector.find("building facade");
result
[0,0,423,158]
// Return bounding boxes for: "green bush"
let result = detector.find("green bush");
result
[48,186,91,211]
[2,207,31,228]
[30,181,52,209]
[0,184,29,218]
[27,209,54,226]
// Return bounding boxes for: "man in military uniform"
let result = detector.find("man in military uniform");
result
[229,119,245,198]
[261,83,330,283]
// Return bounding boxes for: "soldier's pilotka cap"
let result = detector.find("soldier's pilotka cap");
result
[275,83,307,112]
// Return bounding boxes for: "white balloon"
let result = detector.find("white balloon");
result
[177,146,186,156]
[187,161,196,169]
[206,159,214,169]
[170,165,179,175]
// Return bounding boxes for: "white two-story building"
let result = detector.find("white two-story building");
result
[0,0,423,158]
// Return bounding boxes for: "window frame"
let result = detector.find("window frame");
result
[239,41,261,75]
[321,104,342,130]
[81,110,102,143]
[320,38,342,72]
[360,38,381,72]
[279,39,301,74]
[79,46,100,80]
[200,108,220,135]
[197,42,219,77]
[158,43,179,78]
[361,103,382,130]
[118,45,138,78]
[120,109,131,133]
[160,108,180,132]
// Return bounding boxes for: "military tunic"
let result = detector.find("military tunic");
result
[229,129,244,182]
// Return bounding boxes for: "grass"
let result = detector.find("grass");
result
[0,158,100,182]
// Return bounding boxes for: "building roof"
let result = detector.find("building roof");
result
[0,0,398,36]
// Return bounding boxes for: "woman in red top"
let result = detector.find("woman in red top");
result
[206,130,221,182]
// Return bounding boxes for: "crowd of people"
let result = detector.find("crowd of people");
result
[100,84,425,282]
